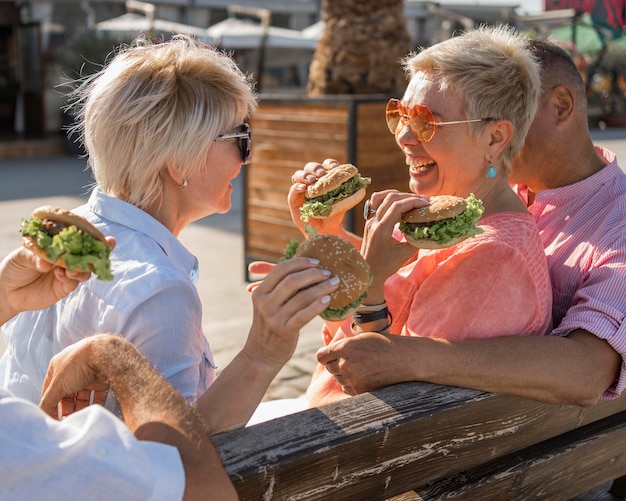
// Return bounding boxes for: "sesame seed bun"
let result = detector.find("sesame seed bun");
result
[306,164,358,198]
[399,195,482,250]
[295,234,370,319]
[400,195,467,224]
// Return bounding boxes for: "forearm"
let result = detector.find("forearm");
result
[412,330,621,406]
[195,349,284,433]
[89,336,237,500]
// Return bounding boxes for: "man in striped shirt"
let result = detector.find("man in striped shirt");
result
[314,38,625,407]
[505,38,625,405]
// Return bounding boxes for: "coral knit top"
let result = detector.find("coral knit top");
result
[308,212,552,404]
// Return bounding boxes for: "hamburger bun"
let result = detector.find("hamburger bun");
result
[294,234,370,320]
[318,188,367,218]
[300,163,371,221]
[400,195,483,250]
[306,164,359,198]
[403,234,471,250]
[21,205,114,280]
[401,195,467,224]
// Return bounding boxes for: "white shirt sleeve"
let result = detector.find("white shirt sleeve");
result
[0,390,185,501]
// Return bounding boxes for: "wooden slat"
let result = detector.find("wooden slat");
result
[213,382,626,501]
[412,411,626,500]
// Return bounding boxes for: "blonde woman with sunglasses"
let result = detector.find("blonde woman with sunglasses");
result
[287,26,553,408]
[2,36,342,432]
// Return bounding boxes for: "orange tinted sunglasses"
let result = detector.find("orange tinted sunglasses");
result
[385,98,496,142]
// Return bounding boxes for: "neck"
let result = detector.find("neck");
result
[535,128,607,193]
[473,176,527,218]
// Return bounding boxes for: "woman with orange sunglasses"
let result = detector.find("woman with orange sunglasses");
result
[287,26,553,408]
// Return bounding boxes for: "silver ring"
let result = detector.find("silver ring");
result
[363,200,377,220]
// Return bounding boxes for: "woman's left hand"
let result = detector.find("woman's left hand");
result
[360,191,429,300]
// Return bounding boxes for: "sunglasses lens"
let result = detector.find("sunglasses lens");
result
[386,99,402,134]
[240,123,251,164]
[385,99,436,142]
[239,137,251,164]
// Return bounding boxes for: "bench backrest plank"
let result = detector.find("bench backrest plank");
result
[413,410,626,500]
[213,382,626,500]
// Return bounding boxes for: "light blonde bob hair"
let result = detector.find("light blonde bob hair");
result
[69,35,257,209]
[403,25,540,170]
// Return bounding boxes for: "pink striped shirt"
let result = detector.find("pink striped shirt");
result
[515,147,626,399]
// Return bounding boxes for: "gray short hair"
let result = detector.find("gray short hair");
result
[403,25,540,169]
[69,35,257,209]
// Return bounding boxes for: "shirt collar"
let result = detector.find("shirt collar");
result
[86,187,199,285]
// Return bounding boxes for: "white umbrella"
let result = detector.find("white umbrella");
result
[206,18,317,50]
[97,12,209,39]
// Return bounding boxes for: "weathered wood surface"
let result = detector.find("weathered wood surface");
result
[412,410,626,499]
[213,381,626,500]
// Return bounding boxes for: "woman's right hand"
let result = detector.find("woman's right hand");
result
[245,257,339,367]
[360,191,430,301]
[288,159,349,237]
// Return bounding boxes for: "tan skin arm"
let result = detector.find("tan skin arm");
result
[195,257,339,433]
[318,328,621,407]
[40,334,237,501]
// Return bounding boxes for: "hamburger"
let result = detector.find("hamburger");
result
[399,194,484,249]
[282,234,371,321]
[20,205,114,281]
[300,163,371,221]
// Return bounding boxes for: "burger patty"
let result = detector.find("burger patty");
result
[41,220,68,236]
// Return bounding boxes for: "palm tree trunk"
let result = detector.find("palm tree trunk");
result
[307,0,411,96]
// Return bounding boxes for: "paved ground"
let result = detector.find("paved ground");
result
[1,127,625,401]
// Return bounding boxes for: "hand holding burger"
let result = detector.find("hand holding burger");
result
[282,233,371,321]
[20,206,114,281]
[299,163,371,222]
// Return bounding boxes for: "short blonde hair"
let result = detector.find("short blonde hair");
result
[69,35,257,209]
[403,25,540,169]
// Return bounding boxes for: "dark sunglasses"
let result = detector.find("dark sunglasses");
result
[386,98,496,142]
[214,122,252,164]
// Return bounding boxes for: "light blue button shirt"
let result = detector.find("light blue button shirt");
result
[0,188,216,407]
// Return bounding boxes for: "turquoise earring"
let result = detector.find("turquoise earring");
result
[487,166,497,179]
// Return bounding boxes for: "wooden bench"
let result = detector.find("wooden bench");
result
[213,382,626,500]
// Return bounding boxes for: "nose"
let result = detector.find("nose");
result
[396,124,419,147]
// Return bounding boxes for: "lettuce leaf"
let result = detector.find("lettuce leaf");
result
[399,194,485,246]
[21,217,114,281]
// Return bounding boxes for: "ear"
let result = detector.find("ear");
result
[164,162,185,188]
[487,119,514,159]
[550,84,575,124]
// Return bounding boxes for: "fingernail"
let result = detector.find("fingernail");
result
[308,258,320,266]
[329,276,340,286]
[321,268,331,276]
[321,295,331,304]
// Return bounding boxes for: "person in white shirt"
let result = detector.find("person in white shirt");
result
[1,34,259,421]
[0,244,337,499]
